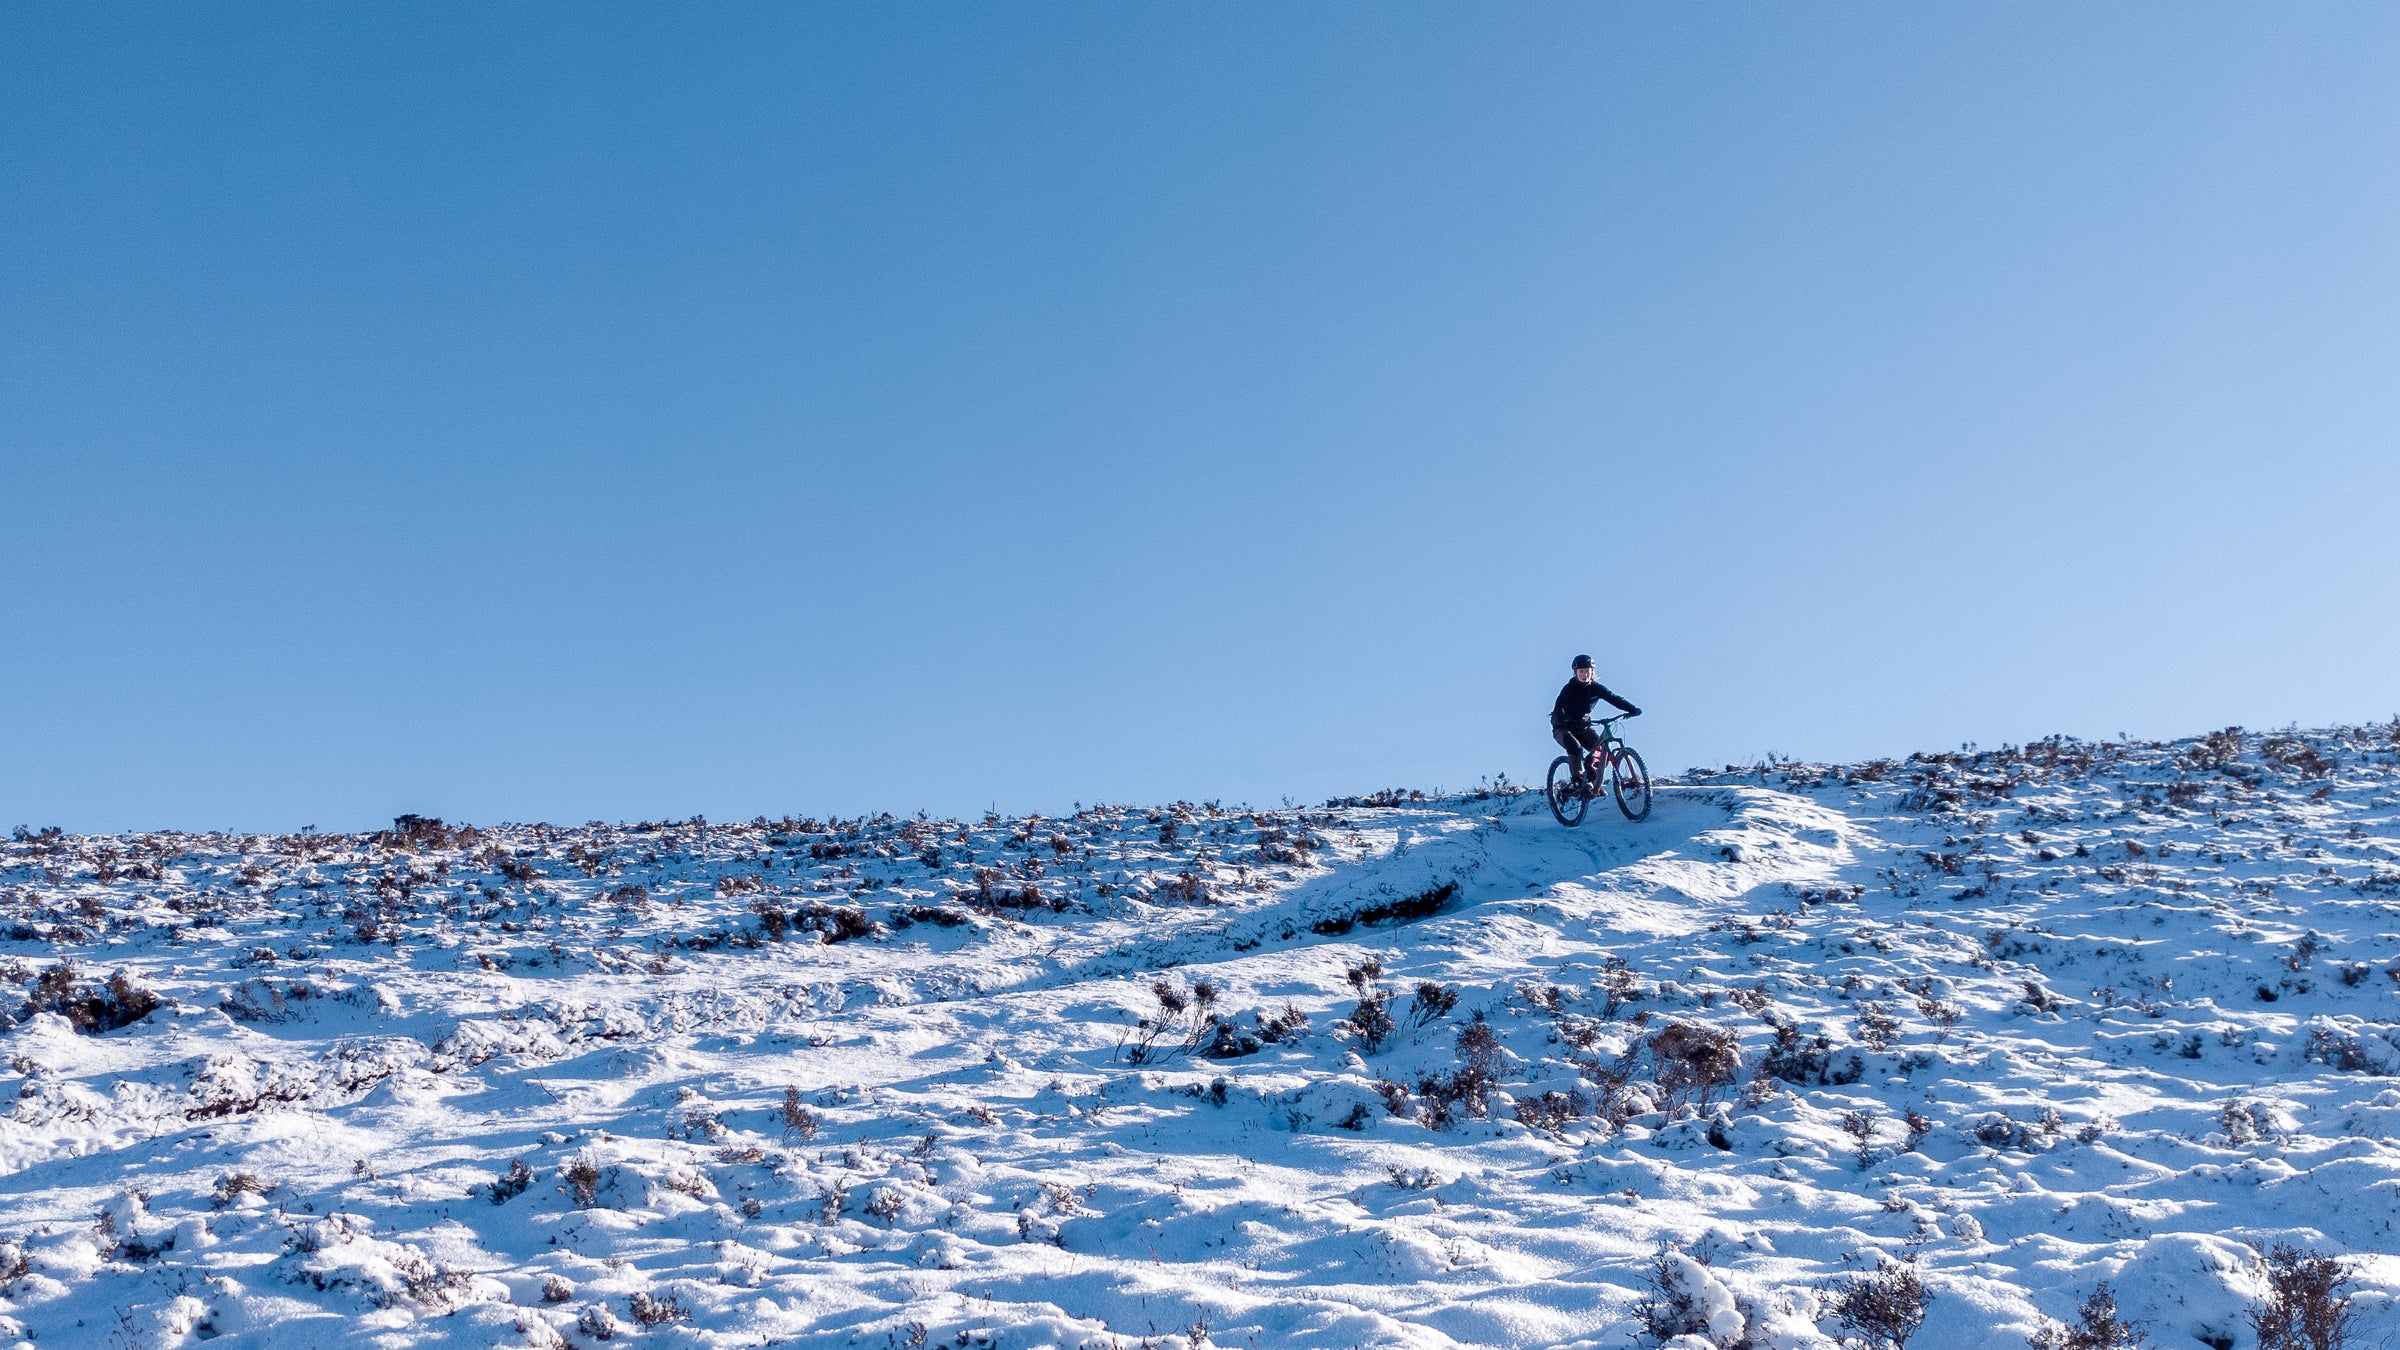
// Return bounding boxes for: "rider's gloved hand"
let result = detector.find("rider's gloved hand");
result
[1629,706,1643,717]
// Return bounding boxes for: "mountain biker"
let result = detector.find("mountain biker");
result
[1551,655,1640,788]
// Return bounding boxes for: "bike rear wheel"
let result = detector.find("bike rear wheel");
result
[1611,746,1652,821]
[1546,756,1589,827]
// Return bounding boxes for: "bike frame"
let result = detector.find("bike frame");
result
[1585,716,1630,774]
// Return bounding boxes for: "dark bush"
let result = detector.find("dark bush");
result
[488,1160,533,1205]
[1763,1024,1863,1086]
[2028,1281,2148,1349]
[1256,1002,1309,1044]
[1829,1256,1930,1349]
[627,1290,690,1327]
[2302,1028,2376,1073]
[1345,990,1395,1055]
[2250,1243,2356,1350]
[560,1153,603,1207]
[1856,1001,1900,1051]
[1205,996,1309,1059]
[1513,1089,1591,1134]
[211,1172,271,1208]
[1632,1242,1732,1346]
[384,814,474,850]
[21,964,159,1034]
[1843,1110,1878,1169]
[1413,1015,1507,1126]
[1646,1021,1742,1112]
[1411,981,1460,1026]
[780,1087,820,1141]
[1204,1014,1260,1059]
[1121,978,1215,1064]
[749,899,789,942]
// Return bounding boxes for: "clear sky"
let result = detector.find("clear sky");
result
[6,5,2397,833]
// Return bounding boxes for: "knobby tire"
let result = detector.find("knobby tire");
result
[1612,746,1652,821]
[1546,756,1589,827]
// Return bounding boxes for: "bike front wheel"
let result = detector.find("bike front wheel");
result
[1546,756,1590,827]
[1611,746,1652,821]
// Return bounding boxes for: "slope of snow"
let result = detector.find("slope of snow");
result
[3,724,2398,1349]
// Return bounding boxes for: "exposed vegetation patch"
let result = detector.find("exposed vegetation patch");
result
[1310,880,1458,935]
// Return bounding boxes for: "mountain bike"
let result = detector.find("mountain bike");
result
[1547,714,1651,826]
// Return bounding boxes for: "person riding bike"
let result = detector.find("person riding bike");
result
[1550,655,1641,788]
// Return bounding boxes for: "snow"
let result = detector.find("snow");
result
[3,723,2399,1348]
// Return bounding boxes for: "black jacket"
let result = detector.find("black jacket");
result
[1551,677,1637,729]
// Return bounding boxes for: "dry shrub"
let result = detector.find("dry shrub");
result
[1512,1089,1592,1134]
[780,1086,820,1141]
[1631,1242,1760,1347]
[211,1172,271,1208]
[1828,1255,1930,1349]
[1411,981,1460,1026]
[487,1159,533,1204]
[2249,1243,2356,1350]
[2028,1280,2148,1349]
[1842,1110,1877,1169]
[1597,957,1640,1018]
[1646,1021,1742,1113]
[1413,1015,1505,1127]
[384,814,474,850]
[1341,960,1395,1054]
[749,899,789,941]
[1205,999,1309,1058]
[2260,737,2337,779]
[1856,1001,1900,1051]
[1123,978,1218,1064]
[19,964,160,1034]
[2182,727,2246,772]
[627,1290,690,1327]
[2302,1027,2377,1073]
[1257,1002,1309,1043]
[1345,989,1395,1054]
[560,1153,603,1208]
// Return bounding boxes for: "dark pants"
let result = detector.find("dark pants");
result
[1554,723,1602,780]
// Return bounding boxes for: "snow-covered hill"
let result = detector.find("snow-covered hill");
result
[4,724,2398,1349]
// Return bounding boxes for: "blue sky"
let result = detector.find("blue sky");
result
[6,5,2397,832]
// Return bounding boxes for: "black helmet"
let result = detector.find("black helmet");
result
[1572,654,1593,670]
